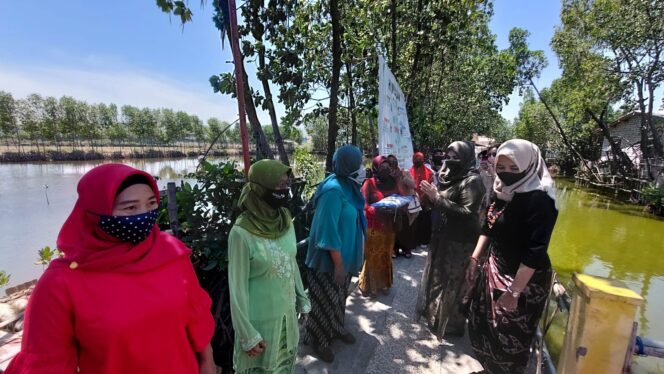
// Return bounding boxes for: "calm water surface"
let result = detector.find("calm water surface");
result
[1,164,663,371]
[547,180,664,373]
[0,158,240,289]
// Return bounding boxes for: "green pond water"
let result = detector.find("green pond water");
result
[546,179,664,373]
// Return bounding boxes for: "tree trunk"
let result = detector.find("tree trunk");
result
[249,1,288,165]
[635,79,652,160]
[646,80,663,157]
[587,108,635,176]
[531,79,596,178]
[241,62,273,160]
[326,0,342,171]
[258,47,288,164]
[15,125,22,155]
[345,60,358,146]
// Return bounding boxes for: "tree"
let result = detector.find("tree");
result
[16,94,44,153]
[190,115,206,148]
[514,90,556,147]
[325,0,343,171]
[60,96,81,149]
[0,91,21,152]
[554,0,664,165]
[240,0,290,165]
[42,96,62,150]
[304,114,328,153]
[207,117,231,144]
[175,110,192,150]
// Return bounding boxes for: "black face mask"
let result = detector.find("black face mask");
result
[497,171,528,186]
[432,155,444,167]
[377,169,393,182]
[262,188,291,209]
[444,159,463,174]
[413,160,424,167]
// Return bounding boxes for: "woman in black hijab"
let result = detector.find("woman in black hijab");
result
[415,141,486,339]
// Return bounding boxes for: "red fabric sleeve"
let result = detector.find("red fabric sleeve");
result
[183,259,215,353]
[5,269,78,374]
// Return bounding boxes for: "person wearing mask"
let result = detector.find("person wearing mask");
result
[303,145,367,363]
[410,152,434,249]
[430,149,446,186]
[478,145,498,227]
[466,139,558,374]
[416,141,486,339]
[479,145,498,193]
[6,164,215,374]
[358,156,399,297]
[228,160,311,374]
[386,154,414,258]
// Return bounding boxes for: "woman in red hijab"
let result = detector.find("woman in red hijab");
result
[6,164,215,374]
[357,156,399,297]
[401,152,434,253]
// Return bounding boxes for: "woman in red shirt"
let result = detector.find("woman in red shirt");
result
[6,164,215,374]
[358,156,398,297]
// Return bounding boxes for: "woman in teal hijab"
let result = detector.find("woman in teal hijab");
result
[228,160,311,374]
[303,145,367,363]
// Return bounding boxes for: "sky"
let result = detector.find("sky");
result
[0,1,563,126]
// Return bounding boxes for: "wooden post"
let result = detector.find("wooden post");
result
[558,273,644,374]
[167,182,180,238]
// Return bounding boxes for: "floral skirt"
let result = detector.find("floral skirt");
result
[468,252,552,374]
[236,320,296,374]
[359,228,395,294]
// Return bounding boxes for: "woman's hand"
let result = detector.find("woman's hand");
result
[334,265,347,286]
[420,180,438,201]
[246,340,267,357]
[496,292,518,311]
[465,259,479,287]
[198,344,216,374]
[199,358,217,374]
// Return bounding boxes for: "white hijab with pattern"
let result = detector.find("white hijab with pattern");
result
[493,139,557,206]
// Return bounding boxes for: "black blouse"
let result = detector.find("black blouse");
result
[481,190,558,273]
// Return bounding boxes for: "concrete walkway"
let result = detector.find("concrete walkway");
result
[296,247,484,374]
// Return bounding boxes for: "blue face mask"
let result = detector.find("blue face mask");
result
[98,209,159,244]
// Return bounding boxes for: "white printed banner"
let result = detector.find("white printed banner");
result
[378,55,414,170]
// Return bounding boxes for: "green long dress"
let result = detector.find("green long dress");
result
[228,223,311,373]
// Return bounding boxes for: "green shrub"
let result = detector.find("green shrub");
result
[292,147,324,199]
[0,270,10,287]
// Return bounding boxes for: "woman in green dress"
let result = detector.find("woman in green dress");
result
[228,160,311,374]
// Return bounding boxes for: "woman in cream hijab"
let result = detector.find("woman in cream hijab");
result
[466,139,558,374]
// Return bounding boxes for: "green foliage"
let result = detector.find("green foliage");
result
[292,147,324,198]
[0,90,226,151]
[156,0,542,159]
[0,91,18,142]
[0,270,10,287]
[171,160,245,271]
[514,90,556,147]
[35,246,62,268]
[303,114,329,153]
[553,0,664,158]
[641,185,664,207]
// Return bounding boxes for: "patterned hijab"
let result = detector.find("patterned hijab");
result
[493,139,556,205]
[54,164,190,273]
[236,159,292,239]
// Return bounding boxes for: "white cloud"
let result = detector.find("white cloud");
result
[0,62,244,123]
